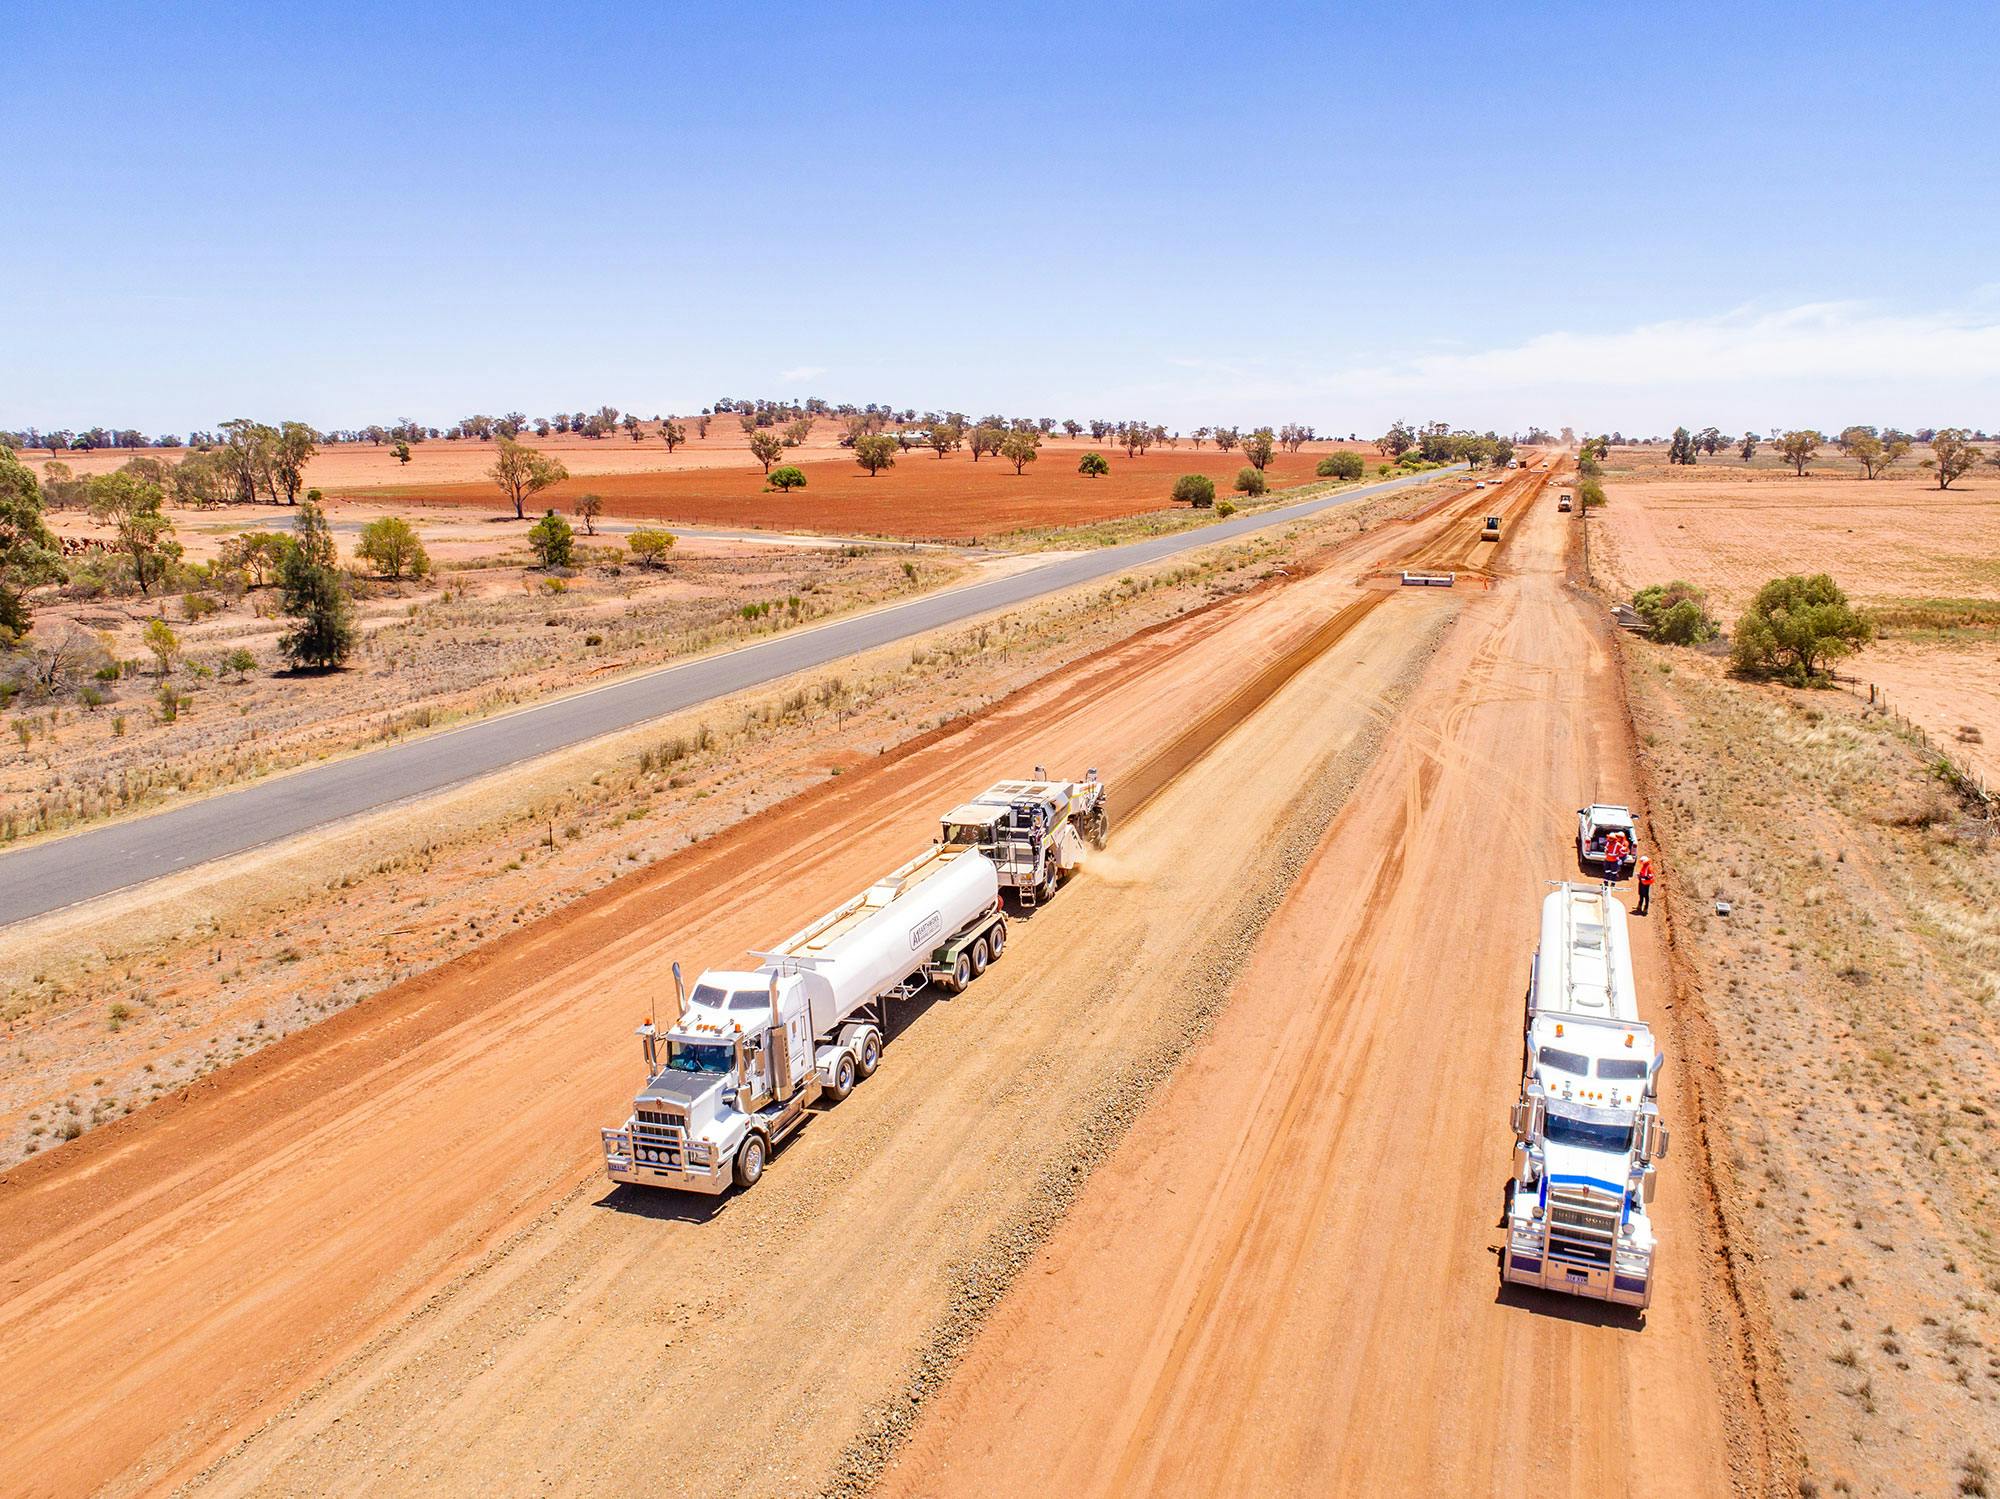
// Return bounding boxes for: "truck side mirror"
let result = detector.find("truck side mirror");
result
[1653,1123,1670,1161]
[1510,1101,1531,1139]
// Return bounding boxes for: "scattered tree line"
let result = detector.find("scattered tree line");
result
[1374,421,1516,470]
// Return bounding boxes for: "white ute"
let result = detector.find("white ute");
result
[937,770,1108,909]
[1502,882,1669,1308]
[601,839,1004,1194]
[1577,803,1636,873]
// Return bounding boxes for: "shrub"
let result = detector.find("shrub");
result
[768,465,807,493]
[224,647,258,678]
[1171,473,1216,508]
[181,591,220,622]
[357,515,431,579]
[1577,477,1607,508]
[1317,451,1365,480]
[628,528,677,568]
[1216,499,1238,518]
[142,618,179,676]
[1632,581,1719,645]
[1078,451,1110,478]
[527,509,575,568]
[1234,467,1267,498]
[1730,573,1871,685]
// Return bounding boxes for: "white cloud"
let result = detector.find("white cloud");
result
[1125,298,2000,435]
[778,364,826,385]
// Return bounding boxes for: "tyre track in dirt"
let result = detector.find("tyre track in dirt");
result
[880,469,1777,1498]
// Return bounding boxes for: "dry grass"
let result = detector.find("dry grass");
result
[1628,642,2000,1495]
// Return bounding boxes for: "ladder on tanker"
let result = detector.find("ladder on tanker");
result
[1552,880,1619,1016]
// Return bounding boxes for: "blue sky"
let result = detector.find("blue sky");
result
[4,0,1996,436]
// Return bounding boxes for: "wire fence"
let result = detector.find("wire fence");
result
[1836,674,1993,806]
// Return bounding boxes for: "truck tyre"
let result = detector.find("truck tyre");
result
[971,938,990,976]
[950,952,974,992]
[734,1133,767,1189]
[826,1051,858,1103]
[987,918,1007,961]
[1089,809,1109,850]
[857,1029,882,1077]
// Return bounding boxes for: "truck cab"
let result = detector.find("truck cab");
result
[601,968,829,1194]
[1503,883,1669,1309]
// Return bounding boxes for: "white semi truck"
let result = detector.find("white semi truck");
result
[1502,882,1670,1309]
[601,839,1006,1194]
[937,770,1108,909]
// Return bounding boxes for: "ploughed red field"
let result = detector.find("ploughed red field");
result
[332,440,1382,542]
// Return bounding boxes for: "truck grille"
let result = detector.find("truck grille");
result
[633,1109,688,1168]
[1546,1185,1620,1269]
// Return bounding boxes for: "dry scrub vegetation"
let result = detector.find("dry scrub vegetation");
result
[0,500,1398,1167]
[1628,644,2000,1495]
[1,528,960,843]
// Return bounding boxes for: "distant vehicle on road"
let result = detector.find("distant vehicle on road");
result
[1557,492,1572,512]
[1481,514,1502,541]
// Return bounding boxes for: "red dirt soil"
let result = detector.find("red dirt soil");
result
[883,477,1773,1497]
[335,442,1381,542]
[0,478,1536,1497]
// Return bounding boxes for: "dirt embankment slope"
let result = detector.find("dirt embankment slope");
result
[0,478,1509,1497]
[882,482,1780,1496]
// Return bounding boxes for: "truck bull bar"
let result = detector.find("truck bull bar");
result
[601,1124,729,1195]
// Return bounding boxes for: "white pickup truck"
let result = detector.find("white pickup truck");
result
[1577,804,1636,874]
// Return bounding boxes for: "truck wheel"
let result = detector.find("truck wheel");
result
[826,1051,858,1103]
[971,938,990,976]
[857,1029,883,1077]
[951,952,974,992]
[734,1133,767,1189]
[986,918,1006,961]
[1090,811,1109,850]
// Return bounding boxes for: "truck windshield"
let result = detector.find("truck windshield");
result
[1598,1058,1648,1081]
[1545,1113,1634,1154]
[667,1042,734,1074]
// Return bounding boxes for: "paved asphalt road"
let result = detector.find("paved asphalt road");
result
[0,465,1462,925]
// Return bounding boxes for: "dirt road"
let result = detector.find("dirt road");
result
[0,476,1520,1496]
[882,481,1776,1495]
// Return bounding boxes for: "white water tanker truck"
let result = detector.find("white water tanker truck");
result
[601,839,1006,1194]
[1502,882,1670,1309]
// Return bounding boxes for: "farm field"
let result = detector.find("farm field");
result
[29,432,1394,543]
[1594,444,2000,611]
[340,439,1384,543]
[1594,442,2000,795]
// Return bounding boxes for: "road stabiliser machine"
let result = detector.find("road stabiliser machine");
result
[1502,882,1669,1309]
[936,769,1108,910]
[601,773,1107,1194]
